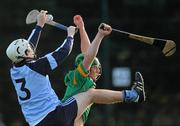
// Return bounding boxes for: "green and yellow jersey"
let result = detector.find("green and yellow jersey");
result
[62,63,96,123]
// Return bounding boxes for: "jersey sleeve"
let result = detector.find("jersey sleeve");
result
[27,25,42,52]
[74,63,96,88]
[28,37,74,76]
[50,37,74,66]
[76,63,89,78]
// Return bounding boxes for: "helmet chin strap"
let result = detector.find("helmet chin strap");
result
[14,55,37,66]
[93,73,101,82]
[89,73,101,82]
[17,54,37,61]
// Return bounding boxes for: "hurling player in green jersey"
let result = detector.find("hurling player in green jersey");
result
[62,15,101,125]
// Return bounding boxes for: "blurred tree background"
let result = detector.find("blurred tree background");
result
[0,0,180,126]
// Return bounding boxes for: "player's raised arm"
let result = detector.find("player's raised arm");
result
[73,15,91,53]
[28,26,76,75]
[49,26,76,65]
[83,23,112,70]
[27,10,48,51]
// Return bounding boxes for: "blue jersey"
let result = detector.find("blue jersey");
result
[9,26,74,126]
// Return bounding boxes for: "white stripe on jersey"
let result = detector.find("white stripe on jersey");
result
[61,97,75,106]
[28,29,35,41]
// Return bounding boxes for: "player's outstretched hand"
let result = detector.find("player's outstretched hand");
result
[73,15,84,29]
[98,23,112,36]
[37,10,48,28]
[67,26,76,38]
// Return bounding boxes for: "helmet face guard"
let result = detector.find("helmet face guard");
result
[6,39,35,63]
[75,53,102,81]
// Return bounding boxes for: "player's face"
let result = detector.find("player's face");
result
[89,65,101,81]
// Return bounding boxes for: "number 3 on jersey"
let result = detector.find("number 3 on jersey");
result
[15,78,31,101]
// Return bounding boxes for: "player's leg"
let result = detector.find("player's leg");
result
[73,72,146,119]
[73,88,123,119]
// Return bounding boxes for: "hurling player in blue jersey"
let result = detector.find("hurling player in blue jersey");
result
[6,10,146,126]
[6,10,77,126]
